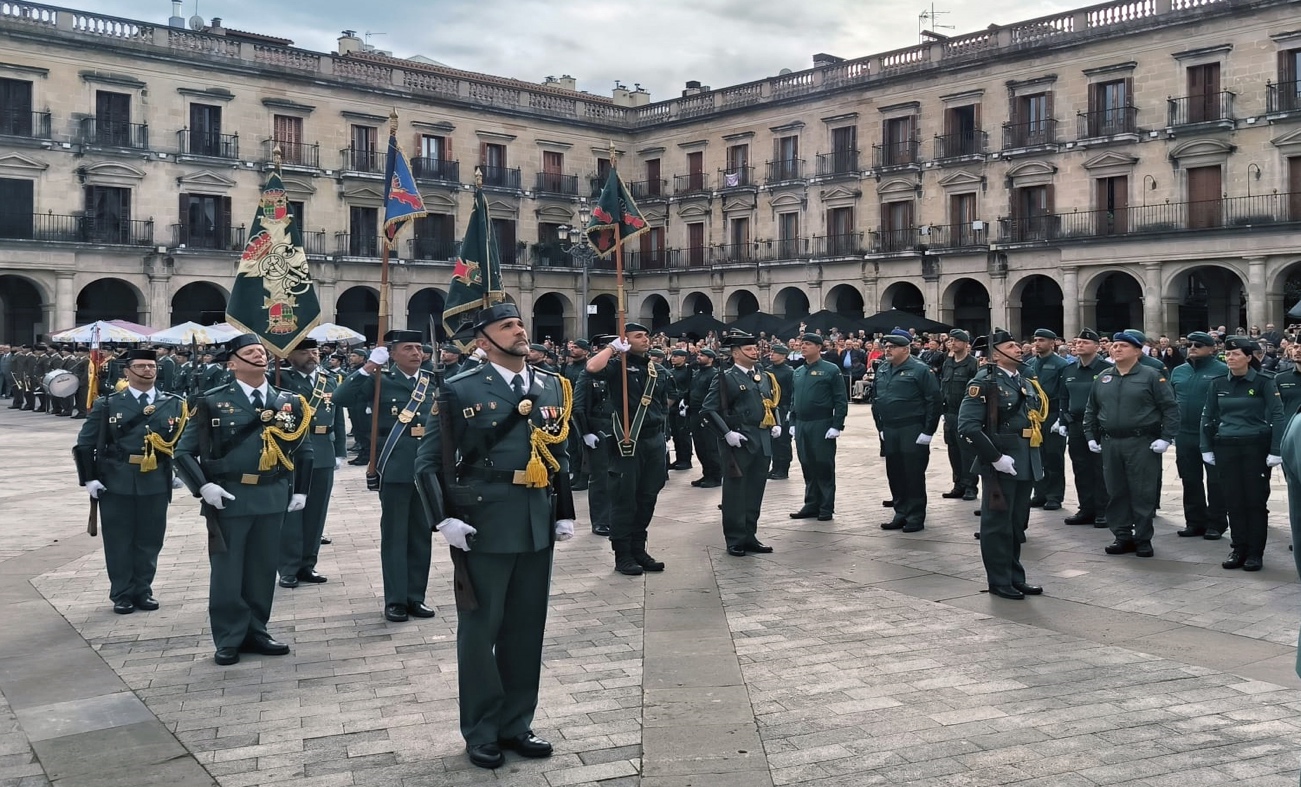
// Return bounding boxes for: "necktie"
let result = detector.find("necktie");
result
[512,375,526,399]
[138,392,149,407]
[251,389,263,409]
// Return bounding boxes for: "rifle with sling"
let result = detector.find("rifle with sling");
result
[193,397,228,554]
[983,374,1008,513]
[716,366,744,478]
[89,400,108,536]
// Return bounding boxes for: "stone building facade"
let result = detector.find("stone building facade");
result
[0,0,1299,344]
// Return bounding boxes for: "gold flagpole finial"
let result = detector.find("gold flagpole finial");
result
[272,144,282,171]
[388,109,399,134]
[474,167,483,188]
[608,141,618,168]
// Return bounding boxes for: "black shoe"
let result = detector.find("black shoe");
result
[592,524,610,536]
[347,456,368,466]
[880,519,907,530]
[1243,556,1263,572]
[278,575,300,589]
[901,522,925,533]
[633,551,666,572]
[670,462,694,471]
[408,602,437,618]
[1203,530,1222,541]
[962,488,978,501]
[882,499,894,508]
[989,585,1025,600]
[1043,501,1062,511]
[767,472,788,480]
[817,513,834,521]
[214,647,240,666]
[697,479,721,488]
[135,596,160,611]
[615,556,644,575]
[571,481,589,491]
[240,635,290,655]
[498,731,553,758]
[691,477,706,487]
[467,742,505,769]
[1222,551,1246,569]
[745,541,774,554]
[1105,539,1137,555]
[1011,581,1043,595]
[1176,527,1206,537]
[112,600,135,615]
[1064,511,1096,525]
[320,536,332,545]
[726,545,747,557]
[385,603,409,622]
[973,510,982,517]
[1029,497,1047,508]
[297,569,328,584]
[941,486,964,499]
[789,509,817,519]
[1095,515,1107,526]
[1135,541,1155,558]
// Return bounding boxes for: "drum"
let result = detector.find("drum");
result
[42,370,78,397]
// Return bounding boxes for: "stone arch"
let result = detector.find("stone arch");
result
[1079,268,1143,335]
[773,286,809,320]
[682,291,714,316]
[335,286,379,342]
[880,281,925,315]
[825,283,864,317]
[1163,263,1247,336]
[1008,274,1063,338]
[170,281,228,326]
[1270,259,1301,329]
[939,278,991,336]
[0,274,47,344]
[589,294,618,337]
[407,288,446,338]
[533,291,571,343]
[76,277,143,325]
[639,293,672,332]
[726,289,760,321]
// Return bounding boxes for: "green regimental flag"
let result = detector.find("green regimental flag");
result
[225,169,321,358]
[585,168,648,257]
[442,183,504,350]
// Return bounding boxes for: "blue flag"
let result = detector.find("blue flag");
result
[383,131,426,249]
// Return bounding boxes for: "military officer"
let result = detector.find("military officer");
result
[29,343,50,412]
[701,331,783,556]
[1169,331,1230,539]
[667,349,695,470]
[439,343,465,378]
[787,333,847,521]
[1270,342,1301,414]
[1058,329,1111,526]
[957,330,1045,599]
[765,344,795,480]
[413,302,574,770]
[561,339,592,490]
[873,332,942,532]
[689,348,723,487]
[586,322,670,575]
[574,335,614,535]
[1083,332,1178,559]
[7,344,28,409]
[940,329,981,501]
[1201,335,1286,571]
[333,329,438,622]
[73,348,188,614]
[69,346,91,418]
[275,339,347,588]
[1028,329,1069,510]
[174,334,313,665]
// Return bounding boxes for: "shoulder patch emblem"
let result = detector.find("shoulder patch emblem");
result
[968,385,981,397]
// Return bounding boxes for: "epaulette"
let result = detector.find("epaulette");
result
[447,363,486,383]
[532,365,561,377]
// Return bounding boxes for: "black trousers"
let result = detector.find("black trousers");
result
[608,432,668,547]
[979,472,1032,587]
[692,422,722,481]
[884,434,930,526]
[721,446,770,548]
[669,410,693,464]
[1175,437,1227,534]
[1214,438,1272,558]
[943,412,977,491]
[771,414,793,474]
[1034,430,1066,503]
[279,466,335,578]
[586,440,612,530]
[1067,422,1108,515]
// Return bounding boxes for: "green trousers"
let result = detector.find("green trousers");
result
[209,513,281,648]
[794,418,837,515]
[378,482,432,607]
[721,446,770,548]
[279,466,334,578]
[99,491,168,604]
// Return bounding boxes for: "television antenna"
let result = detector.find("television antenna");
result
[364,31,387,48]
[919,5,954,42]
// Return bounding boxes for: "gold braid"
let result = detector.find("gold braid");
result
[1027,377,1050,448]
[259,395,315,471]
[140,399,190,473]
[759,371,781,428]
[522,374,573,489]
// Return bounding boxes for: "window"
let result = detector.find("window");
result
[645,158,661,195]
[481,143,509,187]
[412,213,454,260]
[1186,166,1222,229]
[949,193,977,246]
[288,200,310,249]
[593,156,611,196]
[1186,63,1222,124]
[1011,93,1053,147]
[778,212,800,258]
[827,126,857,174]
[189,103,224,157]
[349,206,379,256]
[826,206,855,254]
[1093,176,1129,235]
[941,105,980,157]
[773,135,800,180]
[535,222,566,266]
[880,200,914,252]
[727,217,750,261]
[94,91,131,146]
[725,143,749,186]
[420,134,446,160]
[273,115,305,164]
[1280,49,1301,112]
[350,125,378,172]
[882,117,917,166]
[1011,185,1055,241]
[0,78,33,137]
[687,222,705,266]
[687,151,704,191]
[539,151,565,193]
[638,226,665,269]
[0,178,33,238]
[179,193,232,249]
[490,218,516,263]
[84,185,131,243]
[1087,80,1133,136]
[1289,157,1301,220]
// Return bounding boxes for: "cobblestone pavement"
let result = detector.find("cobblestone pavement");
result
[2,401,1300,786]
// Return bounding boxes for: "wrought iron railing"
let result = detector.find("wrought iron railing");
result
[933,130,987,159]
[630,179,667,199]
[178,129,238,159]
[718,166,755,189]
[340,147,383,173]
[921,222,989,249]
[264,139,320,168]
[816,150,859,176]
[873,227,917,253]
[674,173,709,196]
[0,108,50,138]
[766,159,804,182]
[301,230,328,256]
[480,164,522,190]
[79,118,149,149]
[171,223,245,251]
[535,172,579,196]
[998,192,1301,242]
[335,232,380,257]
[1002,118,1057,149]
[1267,80,1300,114]
[1076,106,1137,137]
[0,212,154,245]
[873,139,919,168]
[810,232,865,257]
[1167,91,1234,126]
[408,237,459,261]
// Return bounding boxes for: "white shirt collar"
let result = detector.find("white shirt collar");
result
[490,361,529,389]
[235,379,269,402]
[733,363,753,375]
[129,387,157,403]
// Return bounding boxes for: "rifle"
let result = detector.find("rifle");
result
[716,366,744,478]
[193,397,228,554]
[983,375,1009,513]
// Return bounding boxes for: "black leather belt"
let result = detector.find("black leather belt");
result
[458,467,520,484]
[1101,426,1159,439]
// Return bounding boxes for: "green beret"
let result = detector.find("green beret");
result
[1186,331,1216,346]
[881,334,910,347]
[671,348,689,357]
[699,348,717,359]
[948,329,971,343]
[799,332,824,345]
[1032,328,1058,340]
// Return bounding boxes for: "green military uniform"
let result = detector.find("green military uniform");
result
[1083,334,1178,552]
[1272,365,1301,415]
[1028,331,1070,508]
[561,352,590,489]
[413,303,572,752]
[872,336,942,531]
[957,347,1044,596]
[765,353,795,478]
[200,360,231,393]
[788,340,846,519]
[275,359,347,584]
[7,346,28,409]
[1060,337,1111,524]
[939,337,981,499]
[174,338,313,652]
[73,364,188,611]
[689,354,722,485]
[1169,332,1229,537]
[69,351,91,418]
[333,343,436,620]
[158,351,179,394]
[667,351,695,468]
[573,358,614,535]
[30,345,50,411]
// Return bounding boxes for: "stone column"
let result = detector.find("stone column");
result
[54,272,76,335]
[388,284,410,332]
[1246,256,1267,332]
[1061,267,1079,339]
[1142,262,1163,335]
[147,273,171,329]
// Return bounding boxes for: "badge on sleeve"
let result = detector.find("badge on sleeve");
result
[968,385,980,397]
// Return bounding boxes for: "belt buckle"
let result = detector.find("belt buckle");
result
[128,454,145,465]
[240,473,260,485]
[314,425,328,434]
[1021,428,1033,438]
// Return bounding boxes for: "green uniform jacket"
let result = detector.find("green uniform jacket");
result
[158,355,179,393]
[789,359,847,429]
[587,354,669,437]
[1083,363,1178,443]
[74,389,188,495]
[1170,356,1229,435]
[765,361,794,419]
[956,366,1044,481]
[669,364,694,409]
[1060,357,1110,423]
[414,363,570,553]
[274,369,348,462]
[1272,367,1301,416]
[871,355,942,436]
[689,365,717,411]
[572,368,612,437]
[1200,368,1286,454]
[333,366,433,484]
[940,354,980,414]
[701,364,780,456]
[1030,352,1070,424]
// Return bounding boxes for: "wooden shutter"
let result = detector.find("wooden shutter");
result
[1288,157,1301,220]
[177,193,190,243]
[1282,50,1298,85]
[219,196,232,246]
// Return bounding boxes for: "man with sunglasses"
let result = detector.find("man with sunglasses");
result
[1169,331,1229,539]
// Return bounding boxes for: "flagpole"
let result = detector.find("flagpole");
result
[273,145,284,388]
[611,143,631,450]
[366,111,398,488]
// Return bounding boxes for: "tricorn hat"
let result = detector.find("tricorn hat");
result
[721,330,758,348]
[473,302,522,332]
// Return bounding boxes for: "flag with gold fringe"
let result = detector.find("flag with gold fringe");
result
[383,130,427,249]
[585,168,648,257]
[442,181,504,349]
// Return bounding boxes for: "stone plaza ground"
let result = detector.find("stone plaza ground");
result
[2,402,1301,786]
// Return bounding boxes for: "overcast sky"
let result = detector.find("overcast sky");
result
[73,0,1069,100]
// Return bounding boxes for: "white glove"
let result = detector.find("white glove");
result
[437,517,477,551]
[1088,440,1102,454]
[916,433,933,446]
[770,425,782,438]
[287,493,307,512]
[609,337,631,353]
[879,431,886,441]
[1267,454,1283,468]
[678,400,688,418]
[555,519,575,541]
[171,474,185,490]
[85,480,107,499]
[335,457,344,470]
[724,430,747,448]
[825,428,841,439]
[368,346,389,365]
[992,455,1017,475]
[200,482,236,509]
[583,433,599,449]
[1050,420,1068,437]
[1202,452,1216,466]
[1150,439,1171,454]
[471,347,487,361]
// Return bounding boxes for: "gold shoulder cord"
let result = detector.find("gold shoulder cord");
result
[140,399,190,472]
[1027,378,1050,448]
[522,374,573,489]
[259,395,315,472]
[759,371,781,429]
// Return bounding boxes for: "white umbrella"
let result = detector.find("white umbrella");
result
[50,320,150,344]
[308,322,367,345]
[149,321,243,346]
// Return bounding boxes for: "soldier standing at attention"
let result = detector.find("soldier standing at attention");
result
[940,329,981,501]
[1083,332,1178,559]
[275,339,346,588]
[1169,331,1230,539]
[30,343,49,412]
[957,330,1045,600]
[1058,329,1111,527]
[1201,336,1286,571]
[333,330,438,623]
[414,302,575,770]
[574,335,614,536]
[1028,329,1070,511]
[787,333,847,521]
[765,344,795,480]
[1269,342,1301,414]
[667,348,695,470]
[174,334,313,665]
[69,345,91,419]
[874,332,942,532]
[586,323,670,575]
[73,348,188,614]
[7,344,27,410]
[561,339,592,491]
[701,331,784,556]
[689,348,723,488]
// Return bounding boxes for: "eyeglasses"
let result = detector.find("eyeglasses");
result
[1190,342,1209,349]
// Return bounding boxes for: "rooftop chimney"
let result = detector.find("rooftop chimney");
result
[168,0,184,28]
[337,30,362,55]
[208,17,225,35]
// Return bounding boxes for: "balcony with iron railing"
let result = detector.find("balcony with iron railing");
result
[534,171,580,197]
[177,129,239,159]
[873,227,918,253]
[711,242,759,265]
[171,223,245,251]
[872,138,920,169]
[1167,91,1235,128]
[79,118,149,149]
[407,236,459,261]
[674,172,709,196]
[810,232,866,258]
[933,130,987,161]
[766,159,805,183]
[816,150,859,177]
[335,231,380,257]
[1076,106,1138,139]
[0,108,50,139]
[530,242,573,267]
[997,192,1301,243]
[1267,80,1300,115]
[0,212,154,245]
[622,248,670,271]
[264,139,320,169]
[718,166,756,190]
[411,157,459,183]
[1002,118,1057,151]
[630,179,668,200]
[301,230,328,256]
[920,222,989,250]
[339,147,383,174]
[480,164,522,190]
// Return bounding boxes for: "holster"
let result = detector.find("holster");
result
[72,445,97,486]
